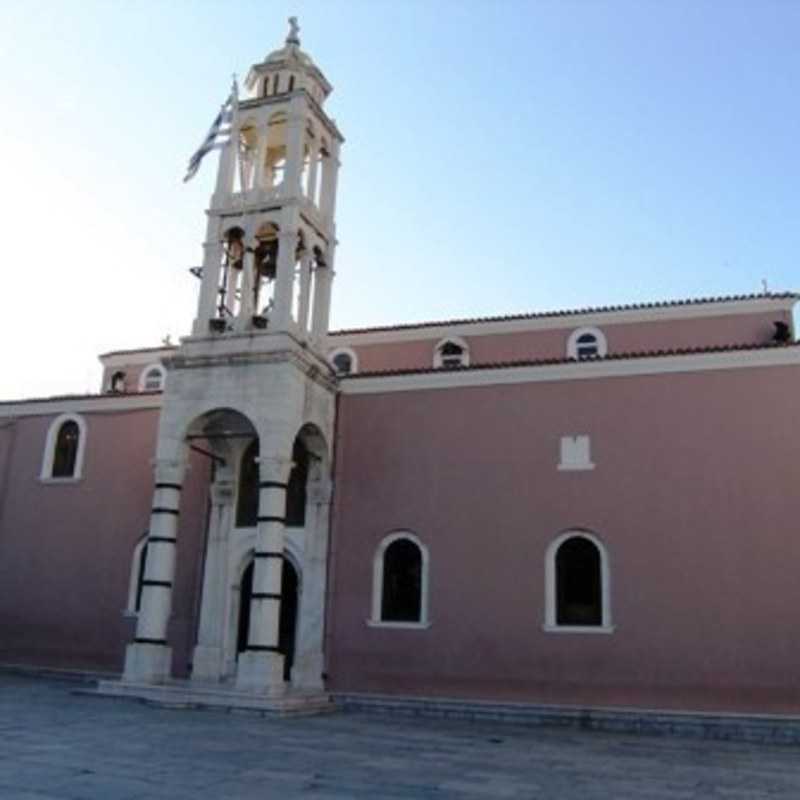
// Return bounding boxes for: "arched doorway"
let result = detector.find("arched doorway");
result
[236,557,299,681]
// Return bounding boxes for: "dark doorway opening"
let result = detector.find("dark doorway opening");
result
[236,557,299,681]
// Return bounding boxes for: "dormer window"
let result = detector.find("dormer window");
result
[139,364,166,392]
[567,327,607,360]
[433,337,470,369]
[329,347,358,376]
[110,371,126,393]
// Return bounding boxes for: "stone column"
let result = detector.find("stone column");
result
[311,246,335,338]
[296,249,314,334]
[212,130,238,203]
[192,239,224,336]
[191,471,235,682]
[235,455,292,693]
[272,229,297,331]
[319,148,341,222]
[123,458,186,684]
[253,123,269,190]
[235,239,257,330]
[292,479,332,690]
[306,142,320,204]
[282,111,305,197]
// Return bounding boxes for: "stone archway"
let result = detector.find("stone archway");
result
[235,554,300,682]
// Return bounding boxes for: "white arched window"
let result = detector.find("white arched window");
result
[567,327,607,360]
[368,532,430,629]
[433,336,470,369]
[545,531,613,633]
[125,534,149,615]
[40,413,87,482]
[329,347,358,376]
[138,364,166,392]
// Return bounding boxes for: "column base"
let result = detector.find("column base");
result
[191,644,225,682]
[123,642,172,684]
[235,650,286,694]
[292,651,325,691]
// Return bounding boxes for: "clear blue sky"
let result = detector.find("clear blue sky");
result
[0,1,797,398]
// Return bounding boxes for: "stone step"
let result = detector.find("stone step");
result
[92,679,336,717]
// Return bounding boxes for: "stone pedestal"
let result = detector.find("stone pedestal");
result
[236,650,286,694]
[123,642,172,684]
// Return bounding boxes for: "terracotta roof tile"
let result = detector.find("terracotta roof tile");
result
[0,391,162,407]
[329,292,798,336]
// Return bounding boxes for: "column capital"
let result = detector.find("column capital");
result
[150,458,186,485]
[307,480,332,505]
[256,455,293,484]
[210,479,235,506]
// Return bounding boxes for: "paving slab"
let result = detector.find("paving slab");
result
[0,674,799,798]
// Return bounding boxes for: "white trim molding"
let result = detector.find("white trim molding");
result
[567,327,607,360]
[544,530,614,634]
[369,531,430,629]
[433,336,470,369]
[328,346,358,375]
[138,363,166,392]
[40,412,88,483]
[342,346,800,395]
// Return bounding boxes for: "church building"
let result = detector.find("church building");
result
[1,21,799,716]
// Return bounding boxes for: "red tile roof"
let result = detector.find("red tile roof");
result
[344,340,800,380]
[329,292,798,336]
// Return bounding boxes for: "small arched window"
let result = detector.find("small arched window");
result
[433,336,470,369]
[139,364,165,392]
[567,327,607,360]
[288,75,295,92]
[109,370,126,393]
[370,533,430,628]
[329,347,358,376]
[41,413,87,482]
[545,532,612,633]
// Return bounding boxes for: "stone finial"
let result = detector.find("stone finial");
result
[286,16,301,46]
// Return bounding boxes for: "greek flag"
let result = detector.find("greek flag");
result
[183,86,237,183]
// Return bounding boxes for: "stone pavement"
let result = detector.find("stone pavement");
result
[1,674,799,799]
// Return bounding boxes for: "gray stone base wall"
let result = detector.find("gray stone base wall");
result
[334,692,800,745]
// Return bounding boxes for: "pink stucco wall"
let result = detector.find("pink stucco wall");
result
[336,309,791,373]
[327,362,800,712]
[0,408,209,675]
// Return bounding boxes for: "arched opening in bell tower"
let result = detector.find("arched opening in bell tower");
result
[265,112,287,188]
[236,555,300,681]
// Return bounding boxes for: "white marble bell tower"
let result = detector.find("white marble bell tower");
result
[122,18,343,696]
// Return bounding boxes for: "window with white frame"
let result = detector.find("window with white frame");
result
[566,327,607,360]
[545,531,612,633]
[41,413,87,482]
[329,347,358,376]
[369,532,430,627]
[433,336,470,369]
[139,364,166,392]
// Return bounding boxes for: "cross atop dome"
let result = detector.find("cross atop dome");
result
[286,16,300,47]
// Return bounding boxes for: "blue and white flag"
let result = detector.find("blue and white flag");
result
[183,83,237,183]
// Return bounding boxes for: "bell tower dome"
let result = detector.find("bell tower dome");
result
[192,17,343,343]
